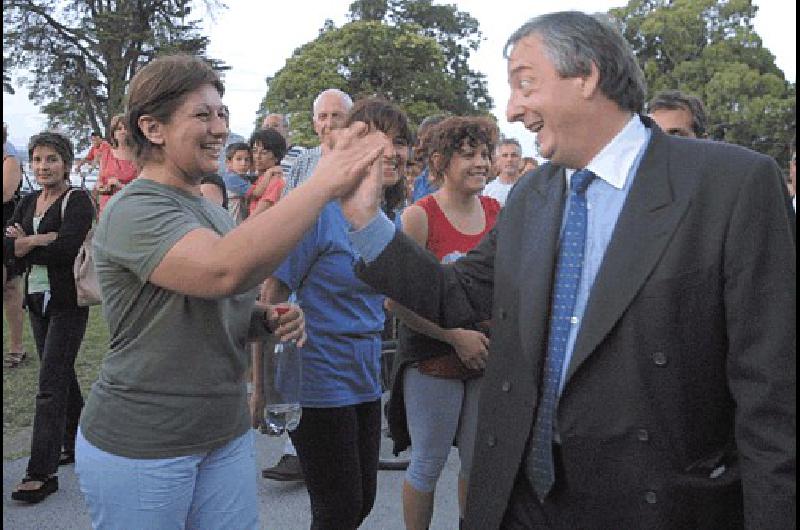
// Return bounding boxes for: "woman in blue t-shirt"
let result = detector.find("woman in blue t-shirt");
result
[253,97,412,530]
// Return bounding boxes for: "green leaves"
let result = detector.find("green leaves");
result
[4,0,225,148]
[613,0,795,166]
[259,0,492,144]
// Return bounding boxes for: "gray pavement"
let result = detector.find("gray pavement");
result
[3,409,462,529]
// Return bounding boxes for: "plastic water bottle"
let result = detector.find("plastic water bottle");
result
[261,306,302,436]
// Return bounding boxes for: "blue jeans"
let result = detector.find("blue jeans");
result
[75,428,258,530]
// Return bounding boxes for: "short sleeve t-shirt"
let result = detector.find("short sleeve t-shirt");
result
[258,176,285,206]
[412,167,438,202]
[80,178,258,458]
[85,141,111,163]
[482,178,515,206]
[246,173,282,215]
[273,201,385,407]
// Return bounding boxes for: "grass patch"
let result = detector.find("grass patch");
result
[3,305,109,439]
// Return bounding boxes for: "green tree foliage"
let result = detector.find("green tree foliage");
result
[3,57,14,94]
[3,0,226,146]
[611,0,796,166]
[350,0,491,114]
[259,0,492,145]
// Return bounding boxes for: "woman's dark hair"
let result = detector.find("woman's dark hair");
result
[344,97,413,146]
[426,116,499,184]
[382,174,407,220]
[126,54,225,163]
[28,131,74,181]
[344,97,413,217]
[248,128,287,162]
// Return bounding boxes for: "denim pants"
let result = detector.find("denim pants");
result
[26,293,89,477]
[75,429,259,530]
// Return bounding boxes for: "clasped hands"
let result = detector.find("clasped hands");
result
[310,121,393,229]
[445,328,491,371]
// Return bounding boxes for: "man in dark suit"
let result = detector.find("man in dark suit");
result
[341,10,795,530]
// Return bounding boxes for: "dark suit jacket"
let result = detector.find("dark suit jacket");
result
[358,119,796,529]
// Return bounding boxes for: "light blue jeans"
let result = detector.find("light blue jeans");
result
[75,428,258,530]
[403,366,482,492]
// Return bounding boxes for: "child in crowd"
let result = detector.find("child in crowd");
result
[245,128,286,219]
[221,142,252,223]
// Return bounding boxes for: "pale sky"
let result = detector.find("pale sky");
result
[3,0,795,157]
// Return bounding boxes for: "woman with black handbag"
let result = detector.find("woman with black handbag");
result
[4,131,94,503]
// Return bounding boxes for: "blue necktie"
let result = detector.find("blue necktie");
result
[527,168,595,502]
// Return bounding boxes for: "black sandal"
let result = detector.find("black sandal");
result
[58,451,75,466]
[11,474,58,504]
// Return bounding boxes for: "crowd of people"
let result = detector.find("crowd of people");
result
[2,8,795,530]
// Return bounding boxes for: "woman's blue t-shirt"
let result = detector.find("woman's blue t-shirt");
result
[274,201,386,407]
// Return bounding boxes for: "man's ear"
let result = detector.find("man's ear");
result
[138,115,165,146]
[579,62,601,99]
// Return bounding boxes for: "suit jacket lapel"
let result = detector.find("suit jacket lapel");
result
[565,126,690,384]
[518,166,565,363]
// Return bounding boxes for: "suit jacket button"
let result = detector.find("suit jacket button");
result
[637,429,649,442]
[645,491,657,504]
[487,436,497,448]
[501,381,511,392]
[652,351,668,366]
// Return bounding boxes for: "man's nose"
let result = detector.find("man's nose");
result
[506,94,524,123]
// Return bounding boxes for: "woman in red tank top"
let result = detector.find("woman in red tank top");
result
[388,116,500,530]
[95,114,138,213]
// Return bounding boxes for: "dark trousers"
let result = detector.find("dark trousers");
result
[26,293,89,477]
[290,399,382,530]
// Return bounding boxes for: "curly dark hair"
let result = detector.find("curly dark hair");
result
[426,116,499,183]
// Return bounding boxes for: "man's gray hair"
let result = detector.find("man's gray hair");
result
[313,89,354,116]
[496,137,522,154]
[504,11,646,114]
